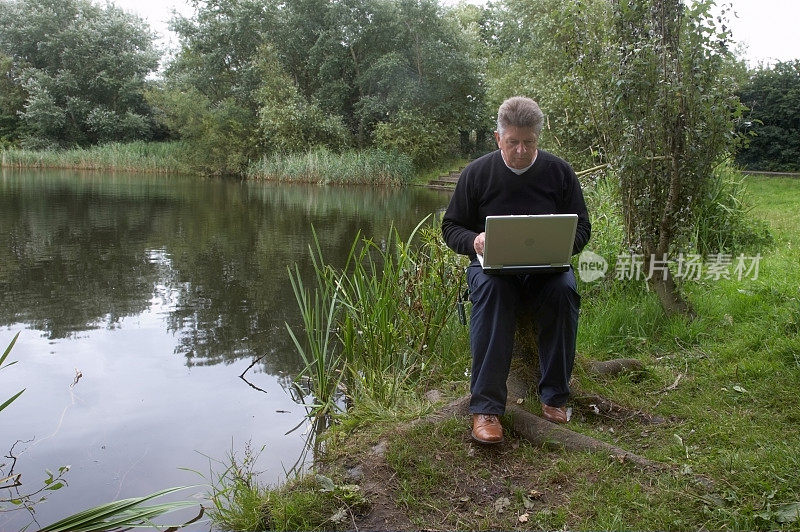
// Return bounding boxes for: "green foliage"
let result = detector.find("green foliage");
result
[161,0,483,173]
[287,254,345,417]
[0,332,23,414]
[736,60,800,171]
[146,86,259,175]
[194,444,271,531]
[162,6,353,173]
[196,444,367,531]
[580,173,626,265]
[0,0,159,147]
[0,141,189,173]
[613,0,743,248]
[255,45,351,154]
[168,0,276,105]
[267,475,368,531]
[373,109,458,169]
[482,0,618,169]
[247,147,414,185]
[0,53,25,145]
[693,164,774,255]
[38,486,200,532]
[286,217,469,417]
[609,0,745,314]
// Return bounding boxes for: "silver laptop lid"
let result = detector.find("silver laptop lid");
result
[482,214,577,268]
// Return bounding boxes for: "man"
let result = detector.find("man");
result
[441,96,591,444]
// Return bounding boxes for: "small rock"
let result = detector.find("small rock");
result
[346,464,364,482]
[424,389,443,403]
[371,440,388,457]
[494,496,511,513]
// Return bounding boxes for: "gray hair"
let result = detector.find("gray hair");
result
[496,96,544,137]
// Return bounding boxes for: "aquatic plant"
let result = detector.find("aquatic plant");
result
[286,215,468,417]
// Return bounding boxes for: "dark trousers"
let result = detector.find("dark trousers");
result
[467,262,580,415]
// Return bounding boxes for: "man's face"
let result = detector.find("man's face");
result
[495,125,538,170]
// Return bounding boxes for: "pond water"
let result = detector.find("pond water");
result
[0,169,450,529]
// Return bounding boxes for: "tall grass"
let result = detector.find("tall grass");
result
[192,444,270,532]
[577,166,775,304]
[286,255,344,417]
[195,443,368,531]
[247,147,415,185]
[692,163,774,255]
[286,216,469,418]
[0,141,190,174]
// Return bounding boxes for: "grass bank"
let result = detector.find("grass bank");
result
[0,141,190,174]
[246,147,416,185]
[2,143,423,185]
[209,174,800,530]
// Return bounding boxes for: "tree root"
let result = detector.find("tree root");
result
[505,402,669,471]
[572,393,667,425]
[435,394,669,472]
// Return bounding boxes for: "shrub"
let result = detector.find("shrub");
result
[372,109,459,169]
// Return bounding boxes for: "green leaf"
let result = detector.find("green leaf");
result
[0,388,25,413]
[1,331,20,366]
[38,485,199,532]
[774,502,800,523]
[316,474,335,492]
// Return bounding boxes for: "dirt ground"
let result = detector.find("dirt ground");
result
[339,392,675,531]
[347,414,581,531]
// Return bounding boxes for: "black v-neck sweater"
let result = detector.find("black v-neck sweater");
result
[441,149,591,259]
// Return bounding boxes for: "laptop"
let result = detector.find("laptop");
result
[477,214,578,274]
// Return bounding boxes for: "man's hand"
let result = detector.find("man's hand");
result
[473,232,486,255]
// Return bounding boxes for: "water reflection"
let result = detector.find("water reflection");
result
[0,168,450,530]
[0,169,449,376]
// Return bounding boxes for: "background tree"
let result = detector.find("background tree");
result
[152,0,278,173]
[0,0,159,147]
[481,0,618,170]
[159,0,483,172]
[0,53,26,145]
[612,0,743,315]
[478,0,746,316]
[736,60,800,171]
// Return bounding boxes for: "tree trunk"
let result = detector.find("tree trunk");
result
[509,309,540,399]
[649,275,693,318]
[644,253,695,318]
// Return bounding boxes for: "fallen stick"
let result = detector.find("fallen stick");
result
[648,373,683,395]
[587,358,645,377]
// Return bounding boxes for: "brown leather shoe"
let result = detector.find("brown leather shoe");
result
[472,414,504,444]
[541,403,569,424]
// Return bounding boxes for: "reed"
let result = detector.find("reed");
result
[0,332,23,414]
[286,254,345,417]
[692,163,774,255]
[285,216,469,416]
[38,486,201,532]
[0,141,190,174]
[247,147,415,185]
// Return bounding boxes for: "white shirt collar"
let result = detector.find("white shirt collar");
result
[501,150,538,175]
